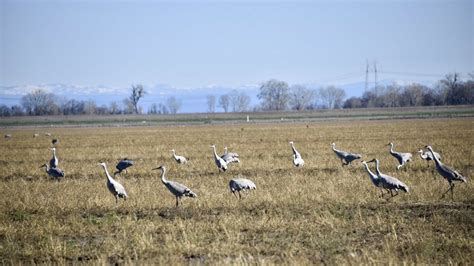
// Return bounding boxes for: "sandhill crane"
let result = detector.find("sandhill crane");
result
[289,141,304,167]
[425,145,466,199]
[387,142,412,170]
[418,149,441,164]
[211,144,228,172]
[229,178,256,199]
[40,164,65,181]
[4,134,11,139]
[33,133,39,138]
[369,158,409,198]
[361,160,383,197]
[171,149,188,164]
[114,158,134,176]
[49,148,58,168]
[221,147,240,164]
[45,133,51,137]
[99,162,128,203]
[152,165,197,206]
[331,143,361,166]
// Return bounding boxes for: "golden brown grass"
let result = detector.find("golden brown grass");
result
[0,118,473,264]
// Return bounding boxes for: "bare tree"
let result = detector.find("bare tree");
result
[229,90,251,112]
[290,85,315,111]
[109,101,121,114]
[258,79,291,111]
[318,86,346,109]
[166,96,182,114]
[218,94,230,112]
[21,89,59,115]
[128,84,146,114]
[206,95,216,113]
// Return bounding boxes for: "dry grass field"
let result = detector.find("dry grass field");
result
[0,117,473,264]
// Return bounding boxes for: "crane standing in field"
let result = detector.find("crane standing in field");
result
[171,149,188,164]
[114,158,134,176]
[331,143,362,166]
[387,142,412,170]
[221,147,240,164]
[99,162,128,203]
[418,149,441,166]
[211,144,228,172]
[369,158,409,198]
[49,148,59,168]
[40,164,65,181]
[229,178,256,199]
[425,145,466,199]
[152,165,197,207]
[289,141,304,167]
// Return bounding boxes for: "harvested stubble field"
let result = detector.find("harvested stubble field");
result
[0,117,473,264]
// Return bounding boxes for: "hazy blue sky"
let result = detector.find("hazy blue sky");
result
[1,0,473,88]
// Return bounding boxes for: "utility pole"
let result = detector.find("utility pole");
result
[365,59,369,92]
[374,61,378,90]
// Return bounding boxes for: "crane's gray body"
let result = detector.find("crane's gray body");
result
[41,164,65,181]
[332,143,361,166]
[388,142,412,170]
[154,166,197,206]
[100,162,128,203]
[229,178,256,199]
[115,158,134,176]
[212,145,228,172]
[372,159,409,195]
[426,146,466,199]
[289,141,304,167]
[221,147,240,164]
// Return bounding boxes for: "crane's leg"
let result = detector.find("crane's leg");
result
[379,189,384,198]
[175,197,179,207]
[232,191,238,199]
[451,184,455,200]
[440,183,454,199]
[238,191,242,200]
[115,195,118,204]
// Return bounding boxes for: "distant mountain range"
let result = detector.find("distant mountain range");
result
[0,79,435,113]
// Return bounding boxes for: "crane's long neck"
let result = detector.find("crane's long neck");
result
[290,143,298,155]
[43,165,50,172]
[389,144,395,154]
[101,165,114,182]
[374,160,381,175]
[212,146,219,159]
[160,167,167,183]
[224,147,228,155]
[427,147,441,166]
[363,163,378,181]
[52,149,57,158]
[172,150,178,159]
[331,144,336,151]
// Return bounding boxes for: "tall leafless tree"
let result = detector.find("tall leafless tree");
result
[218,94,230,112]
[206,95,216,113]
[128,84,146,114]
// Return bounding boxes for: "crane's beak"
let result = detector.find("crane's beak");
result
[367,159,376,163]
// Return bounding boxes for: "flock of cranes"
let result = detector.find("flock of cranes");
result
[30,134,467,205]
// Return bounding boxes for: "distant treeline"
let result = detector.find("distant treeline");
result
[0,72,472,117]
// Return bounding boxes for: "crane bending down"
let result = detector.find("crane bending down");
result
[211,144,228,172]
[369,158,409,197]
[40,164,65,181]
[171,149,188,164]
[289,141,304,167]
[387,142,412,170]
[49,148,59,168]
[229,178,256,199]
[221,147,240,164]
[418,149,441,164]
[425,145,466,199]
[99,162,128,203]
[152,165,197,206]
[331,143,361,166]
[114,158,134,176]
